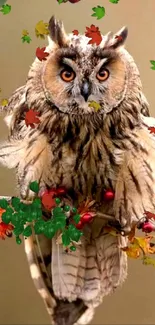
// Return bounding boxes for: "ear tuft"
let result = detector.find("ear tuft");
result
[48,16,68,47]
[111,26,128,49]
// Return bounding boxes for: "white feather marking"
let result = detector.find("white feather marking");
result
[29,263,41,280]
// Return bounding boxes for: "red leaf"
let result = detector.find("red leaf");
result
[85,24,102,45]
[72,29,79,35]
[41,193,56,211]
[148,126,155,134]
[0,222,14,240]
[145,211,155,220]
[25,109,40,128]
[36,47,49,61]
[115,35,123,42]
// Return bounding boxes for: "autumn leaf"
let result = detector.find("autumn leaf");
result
[1,98,8,107]
[36,47,49,61]
[115,35,123,42]
[88,101,101,112]
[150,60,155,70]
[148,126,155,134]
[35,20,49,39]
[91,6,105,20]
[25,109,40,128]
[122,246,140,258]
[0,4,11,15]
[72,29,79,36]
[143,256,155,267]
[0,222,14,240]
[22,35,31,44]
[145,211,155,219]
[109,0,119,3]
[85,25,102,45]
[41,192,56,211]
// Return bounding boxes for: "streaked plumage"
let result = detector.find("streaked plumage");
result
[0,16,155,325]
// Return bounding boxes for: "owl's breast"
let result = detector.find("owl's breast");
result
[48,134,119,207]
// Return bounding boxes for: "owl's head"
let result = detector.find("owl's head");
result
[28,16,148,119]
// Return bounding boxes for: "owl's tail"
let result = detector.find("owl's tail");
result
[24,232,94,325]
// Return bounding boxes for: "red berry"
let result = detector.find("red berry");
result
[103,189,115,201]
[80,213,93,224]
[142,221,155,233]
[55,186,66,196]
[75,220,84,229]
[68,0,81,3]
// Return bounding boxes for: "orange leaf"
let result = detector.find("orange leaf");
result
[85,24,102,45]
[72,29,79,35]
[121,246,140,259]
[25,109,40,128]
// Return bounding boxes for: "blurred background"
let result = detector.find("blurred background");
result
[0,0,155,324]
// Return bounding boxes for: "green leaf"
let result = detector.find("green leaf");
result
[13,225,24,236]
[1,211,11,224]
[21,35,32,44]
[91,6,105,20]
[0,4,11,15]
[150,60,155,70]
[23,225,32,237]
[29,181,39,193]
[32,198,42,209]
[53,207,63,217]
[0,198,8,209]
[11,197,21,210]
[34,220,46,234]
[44,221,56,239]
[62,230,71,246]
[109,0,119,3]
[11,213,21,226]
[73,214,81,224]
[68,224,82,242]
[57,0,64,3]
[54,217,66,230]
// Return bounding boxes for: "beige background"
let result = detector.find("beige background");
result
[0,0,155,324]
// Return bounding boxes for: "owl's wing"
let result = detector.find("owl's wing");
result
[114,124,155,231]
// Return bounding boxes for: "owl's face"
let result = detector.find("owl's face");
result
[30,17,144,118]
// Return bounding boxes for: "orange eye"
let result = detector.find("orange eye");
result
[60,69,75,82]
[96,68,109,81]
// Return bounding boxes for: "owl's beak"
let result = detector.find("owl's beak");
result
[80,80,91,102]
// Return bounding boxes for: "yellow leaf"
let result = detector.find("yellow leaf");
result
[1,98,8,107]
[35,21,49,38]
[143,256,155,267]
[88,101,101,112]
[121,246,140,258]
[22,29,29,36]
[134,236,152,254]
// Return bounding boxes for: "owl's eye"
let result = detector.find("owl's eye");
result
[60,68,76,82]
[96,68,109,81]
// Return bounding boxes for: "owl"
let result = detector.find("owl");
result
[1,15,155,325]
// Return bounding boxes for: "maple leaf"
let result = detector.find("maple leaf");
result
[57,0,65,3]
[72,29,79,36]
[91,6,105,20]
[41,192,56,211]
[0,4,11,14]
[22,30,29,36]
[1,98,8,107]
[21,35,31,44]
[35,20,49,39]
[0,222,14,240]
[25,109,40,128]
[115,35,123,42]
[145,210,155,219]
[148,126,155,134]
[109,0,119,3]
[36,47,49,61]
[88,100,101,112]
[122,246,140,258]
[143,256,155,267]
[150,60,155,70]
[85,25,102,45]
